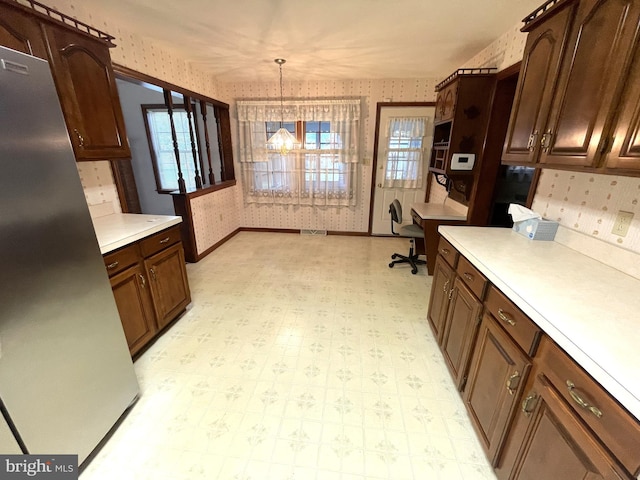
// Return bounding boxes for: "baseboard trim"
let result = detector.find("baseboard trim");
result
[190,227,371,262]
[190,228,241,262]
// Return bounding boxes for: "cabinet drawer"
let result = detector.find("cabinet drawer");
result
[139,225,181,258]
[456,256,487,300]
[484,285,541,356]
[538,337,640,476]
[437,237,459,268]
[103,243,141,277]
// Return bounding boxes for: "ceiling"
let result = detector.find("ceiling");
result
[87,0,543,83]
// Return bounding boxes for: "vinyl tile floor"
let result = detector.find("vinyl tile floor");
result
[81,232,496,480]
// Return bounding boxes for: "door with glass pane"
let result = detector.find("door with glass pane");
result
[371,105,435,235]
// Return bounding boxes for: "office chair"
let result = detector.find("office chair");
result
[388,199,426,274]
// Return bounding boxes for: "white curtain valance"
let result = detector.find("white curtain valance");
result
[237,99,361,123]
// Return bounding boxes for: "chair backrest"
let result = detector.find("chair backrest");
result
[389,199,403,235]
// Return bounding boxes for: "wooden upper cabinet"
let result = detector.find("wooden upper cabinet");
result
[435,81,457,123]
[604,36,640,172]
[43,24,130,160]
[539,0,640,168]
[502,0,576,165]
[0,3,47,59]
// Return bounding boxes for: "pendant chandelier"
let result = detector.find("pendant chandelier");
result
[267,58,300,155]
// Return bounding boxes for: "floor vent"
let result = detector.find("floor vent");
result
[300,229,327,236]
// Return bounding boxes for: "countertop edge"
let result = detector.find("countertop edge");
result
[439,225,640,423]
[96,215,182,255]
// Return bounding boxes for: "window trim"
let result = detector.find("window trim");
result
[141,103,206,193]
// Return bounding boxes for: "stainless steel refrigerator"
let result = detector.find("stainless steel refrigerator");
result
[0,46,139,463]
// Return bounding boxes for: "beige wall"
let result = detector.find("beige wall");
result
[42,2,640,254]
[217,79,439,232]
[43,0,242,251]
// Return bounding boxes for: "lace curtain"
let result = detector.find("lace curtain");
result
[382,116,429,189]
[237,99,361,206]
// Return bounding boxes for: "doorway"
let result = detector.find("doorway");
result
[369,102,436,235]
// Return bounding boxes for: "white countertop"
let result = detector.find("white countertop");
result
[411,202,467,221]
[92,213,182,254]
[439,225,640,422]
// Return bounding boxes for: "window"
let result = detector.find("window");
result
[382,117,428,188]
[237,100,361,206]
[142,105,205,192]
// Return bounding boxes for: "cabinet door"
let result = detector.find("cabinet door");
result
[502,1,575,165]
[427,255,455,343]
[441,277,482,391]
[435,81,457,123]
[498,375,627,480]
[43,24,131,160]
[145,243,191,330]
[464,312,531,466]
[539,0,640,168]
[0,3,47,59]
[604,38,640,171]
[110,263,156,356]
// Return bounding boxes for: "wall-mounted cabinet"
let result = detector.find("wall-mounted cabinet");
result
[0,0,131,161]
[429,68,496,177]
[502,0,640,176]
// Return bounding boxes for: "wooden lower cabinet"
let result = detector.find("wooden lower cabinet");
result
[463,312,531,466]
[104,225,191,356]
[145,243,190,330]
[495,374,628,480]
[441,277,482,390]
[427,233,640,479]
[427,255,455,342]
[109,263,156,356]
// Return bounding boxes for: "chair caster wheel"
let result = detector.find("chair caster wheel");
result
[411,268,417,274]
[391,254,398,259]
[389,263,394,268]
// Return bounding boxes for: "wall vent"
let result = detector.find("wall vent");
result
[300,229,327,235]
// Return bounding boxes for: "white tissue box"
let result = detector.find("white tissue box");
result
[512,218,559,241]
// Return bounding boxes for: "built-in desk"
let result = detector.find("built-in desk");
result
[410,202,467,275]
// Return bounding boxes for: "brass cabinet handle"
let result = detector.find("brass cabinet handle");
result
[159,237,170,244]
[541,130,553,153]
[106,261,119,270]
[442,279,450,293]
[73,128,85,146]
[566,380,603,418]
[498,308,516,326]
[463,272,474,281]
[150,267,156,280]
[506,371,520,395]
[527,130,539,151]
[521,393,538,417]
[448,287,454,300]
[139,273,146,288]
[440,248,450,255]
